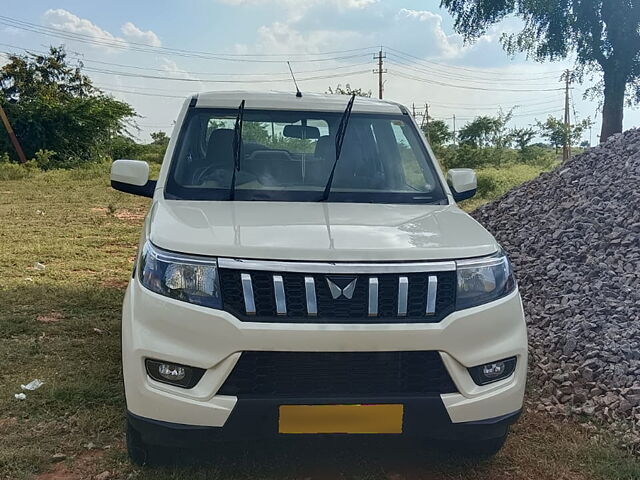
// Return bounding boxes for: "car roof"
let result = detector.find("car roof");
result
[193,90,407,114]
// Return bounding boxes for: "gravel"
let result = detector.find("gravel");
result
[472,129,640,445]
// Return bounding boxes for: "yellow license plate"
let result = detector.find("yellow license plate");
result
[278,404,404,434]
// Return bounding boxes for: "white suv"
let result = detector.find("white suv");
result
[111,91,527,465]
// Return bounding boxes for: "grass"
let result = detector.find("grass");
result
[460,163,555,211]
[0,163,638,480]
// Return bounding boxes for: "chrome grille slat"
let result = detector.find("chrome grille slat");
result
[273,275,287,315]
[426,275,438,316]
[368,277,379,317]
[241,273,256,315]
[397,276,408,316]
[304,276,318,316]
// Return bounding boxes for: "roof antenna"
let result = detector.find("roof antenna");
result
[287,61,303,98]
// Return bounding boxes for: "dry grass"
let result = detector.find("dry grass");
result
[0,165,638,480]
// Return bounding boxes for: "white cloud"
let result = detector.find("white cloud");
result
[43,9,126,51]
[254,22,362,55]
[220,0,375,7]
[396,9,463,58]
[161,58,196,80]
[219,0,376,21]
[42,9,162,52]
[121,22,162,47]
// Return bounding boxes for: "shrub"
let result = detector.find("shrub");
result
[33,149,56,170]
[0,161,35,181]
[68,160,111,180]
[475,164,547,199]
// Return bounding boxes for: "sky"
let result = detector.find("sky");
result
[1,0,636,144]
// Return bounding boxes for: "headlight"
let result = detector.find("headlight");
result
[456,249,516,310]
[139,241,222,309]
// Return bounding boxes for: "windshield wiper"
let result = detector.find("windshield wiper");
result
[320,94,356,201]
[229,99,245,200]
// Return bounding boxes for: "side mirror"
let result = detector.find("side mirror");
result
[111,159,156,198]
[447,168,477,202]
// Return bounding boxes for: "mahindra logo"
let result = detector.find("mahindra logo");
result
[326,276,358,300]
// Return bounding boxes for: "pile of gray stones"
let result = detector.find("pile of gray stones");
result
[472,129,640,446]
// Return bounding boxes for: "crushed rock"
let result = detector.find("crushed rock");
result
[472,129,640,448]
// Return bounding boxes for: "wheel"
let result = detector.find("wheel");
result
[127,421,169,467]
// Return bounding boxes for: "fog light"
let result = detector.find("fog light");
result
[145,359,205,389]
[483,362,506,378]
[158,363,186,381]
[469,357,517,386]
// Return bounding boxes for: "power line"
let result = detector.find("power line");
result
[388,70,566,92]
[412,98,564,113]
[81,65,371,84]
[386,57,560,87]
[0,42,373,76]
[0,15,376,63]
[383,46,566,78]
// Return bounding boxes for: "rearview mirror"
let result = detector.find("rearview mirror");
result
[283,125,321,139]
[447,168,477,202]
[111,159,156,198]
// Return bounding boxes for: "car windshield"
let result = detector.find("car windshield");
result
[165,108,447,204]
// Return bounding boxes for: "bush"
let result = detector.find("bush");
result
[475,164,547,199]
[33,149,56,170]
[440,145,520,170]
[106,136,167,164]
[106,136,142,161]
[68,160,111,180]
[0,161,36,181]
[519,145,558,169]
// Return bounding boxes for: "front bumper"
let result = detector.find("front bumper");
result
[122,278,527,435]
[128,400,522,447]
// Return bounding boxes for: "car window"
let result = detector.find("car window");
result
[165,108,447,204]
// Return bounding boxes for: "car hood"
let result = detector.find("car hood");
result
[148,200,498,262]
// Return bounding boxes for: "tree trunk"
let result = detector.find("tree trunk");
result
[600,67,626,143]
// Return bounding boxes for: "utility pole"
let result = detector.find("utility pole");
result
[452,114,457,146]
[423,103,431,143]
[562,69,572,161]
[373,49,386,100]
[420,103,428,127]
[0,104,27,164]
[412,103,416,118]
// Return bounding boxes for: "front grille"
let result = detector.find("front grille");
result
[219,269,456,323]
[217,351,457,398]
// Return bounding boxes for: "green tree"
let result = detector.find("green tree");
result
[326,84,372,97]
[150,131,169,146]
[536,115,591,153]
[458,116,497,148]
[509,127,536,152]
[439,1,640,142]
[458,109,513,148]
[422,118,452,147]
[0,46,135,167]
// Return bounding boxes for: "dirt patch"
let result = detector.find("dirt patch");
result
[0,416,18,432]
[113,209,145,222]
[36,312,64,324]
[35,450,105,480]
[90,207,109,214]
[100,278,129,289]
